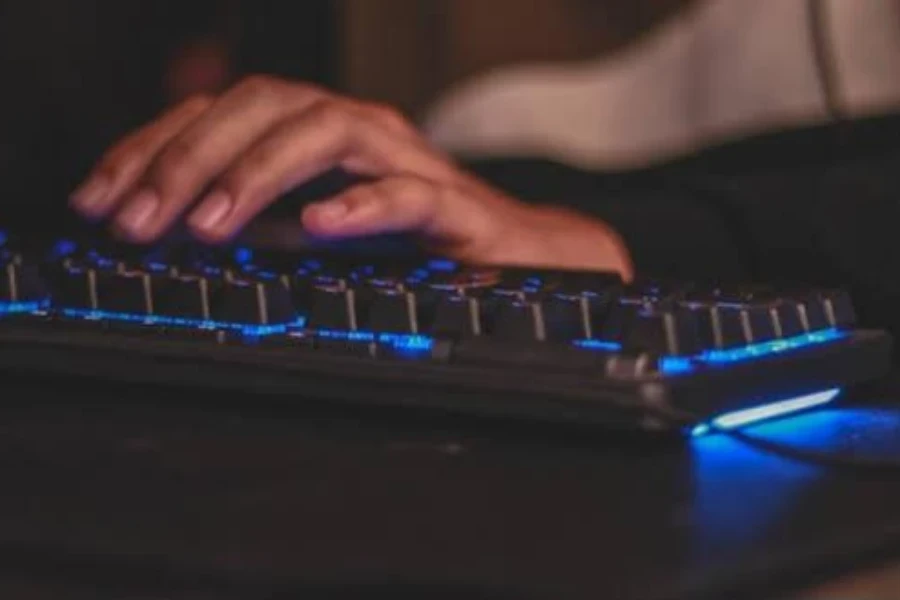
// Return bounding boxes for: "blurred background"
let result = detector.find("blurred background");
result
[1,0,899,236]
[0,0,696,226]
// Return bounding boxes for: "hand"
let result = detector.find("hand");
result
[69,75,633,279]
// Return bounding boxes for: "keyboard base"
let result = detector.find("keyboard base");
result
[0,324,890,433]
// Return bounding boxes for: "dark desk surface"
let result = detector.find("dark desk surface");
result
[2,374,900,600]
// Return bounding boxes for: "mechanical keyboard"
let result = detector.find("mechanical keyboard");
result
[0,231,892,434]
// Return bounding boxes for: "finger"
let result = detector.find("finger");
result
[300,176,448,241]
[184,102,442,243]
[112,76,325,243]
[69,94,213,219]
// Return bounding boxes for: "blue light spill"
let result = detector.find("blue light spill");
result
[315,328,434,355]
[574,339,622,352]
[52,239,77,257]
[60,308,305,337]
[690,388,842,437]
[427,259,457,272]
[0,301,45,315]
[700,329,845,364]
[0,230,6,246]
[0,300,851,372]
[659,328,847,375]
[233,247,253,265]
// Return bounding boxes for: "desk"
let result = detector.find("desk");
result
[1,375,899,600]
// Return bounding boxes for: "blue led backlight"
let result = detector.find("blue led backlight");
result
[658,329,848,375]
[427,259,457,272]
[699,329,845,364]
[0,301,45,315]
[59,308,305,337]
[315,328,434,354]
[574,340,622,352]
[691,388,842,437]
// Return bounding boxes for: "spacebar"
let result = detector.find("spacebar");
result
[451,338,608,370]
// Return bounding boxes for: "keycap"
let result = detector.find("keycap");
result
[0,253,48,303]
[818,289,856,327]
[54,262,98,310]
[212,276,297,325]
[155,274,218,320]
[430,293,484,337]
[490,299,548,341]
[306,281,367,330]
[95,264,161,315]
[767,300,806,338]
[621,307,701,356]
[542,292,611,341]
[365,288,423,333]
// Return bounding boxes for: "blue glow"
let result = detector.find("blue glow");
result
[0,231,6,246]
[427,259,457,272]
[315,328,434,353]
[50,239,77,258]
[0,301,44,315]
[60,308,305,337]
[659,356,693,374]
[659,329,848,375]
[700,329,845,364]
[233,247,253,265]
[691,388,841,437]
[145,262,168,273]
[573,339,622,351]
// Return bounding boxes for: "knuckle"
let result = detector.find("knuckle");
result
[148,140,200,190]
[232,74,283,100]
[309,100,351,135]
[180,92,215,113]
[95,146,135,180]
[220,165,262,200]
[367,103,410,131]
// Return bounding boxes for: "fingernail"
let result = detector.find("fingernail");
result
[188,191,233,231]
[116,189,160,233]
[70,176,111,212]
[308,199,349,223]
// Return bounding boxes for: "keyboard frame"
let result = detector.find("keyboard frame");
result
[0,319,890,432]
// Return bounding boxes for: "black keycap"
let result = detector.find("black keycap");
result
[621,307,701,356]
[542,292,611,341]
[767,300,806,338]
[685,302,773,349]
[598,300,643,342]
[95,265,161,315]
[365,289,423,333]
[212,276,297,325]
[0,254,48,303]
[490,300,547,341]
[430,293,484,337]
[821,289,856,328]
[306,282,367,330]
[55,262,98,310]
[156,274,217,320]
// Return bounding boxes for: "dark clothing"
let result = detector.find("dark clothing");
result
[466,112,900,335]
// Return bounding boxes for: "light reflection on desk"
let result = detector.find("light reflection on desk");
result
[688,404,900,560]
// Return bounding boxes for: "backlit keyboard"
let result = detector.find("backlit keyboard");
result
[0,233,892,433]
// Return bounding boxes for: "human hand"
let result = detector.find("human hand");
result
[69,75,633,279]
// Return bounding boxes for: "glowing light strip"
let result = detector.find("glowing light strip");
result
[0,301,45,315]
[690,388,841,437]
[60,308,305,337]
[0,302,850,370]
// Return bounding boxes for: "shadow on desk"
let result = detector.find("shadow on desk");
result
[1,373,900,600]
